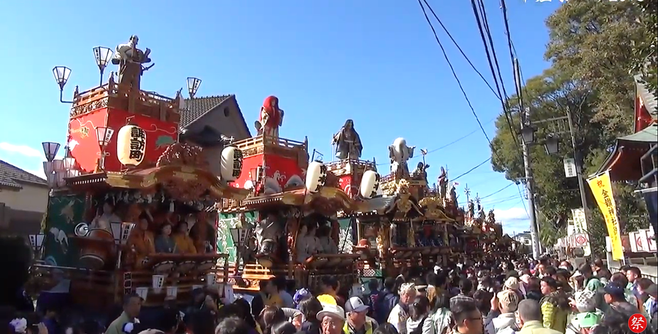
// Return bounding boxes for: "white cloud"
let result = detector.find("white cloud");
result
[26,167,47,179]
[494,207,530,222]
[0,142,42,158]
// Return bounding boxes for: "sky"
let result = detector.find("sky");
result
[0,0,565,235]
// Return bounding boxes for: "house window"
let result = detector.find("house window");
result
[223,107,230,117]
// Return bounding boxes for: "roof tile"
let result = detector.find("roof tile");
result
[180,95,232,128]
[0,160,48,188]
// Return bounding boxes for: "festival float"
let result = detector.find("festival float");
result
[28,36,249,309]
[216,110,367,294]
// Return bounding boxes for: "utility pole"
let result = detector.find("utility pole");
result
[566,104,592,231]
[514,58,542,259]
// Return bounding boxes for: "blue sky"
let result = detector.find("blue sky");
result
[0,0,564,235]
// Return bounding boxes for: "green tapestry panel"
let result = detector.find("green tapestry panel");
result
[43,194,86,267]
[217,211,258,263]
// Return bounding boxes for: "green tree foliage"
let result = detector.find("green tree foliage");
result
[632,0,658,108]
[544,1,648,134]
[491,1,651,256]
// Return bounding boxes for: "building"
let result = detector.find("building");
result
[178,94,252,176]
[513,231,532,247]
[0,160,49,235]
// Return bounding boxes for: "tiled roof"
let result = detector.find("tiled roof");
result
[180,95,233,128]
[0,160,47,189]
[635,75,658,116]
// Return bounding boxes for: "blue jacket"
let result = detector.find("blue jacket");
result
[374,289,399,325]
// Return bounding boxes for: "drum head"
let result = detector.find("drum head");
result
[196,260,214,272]
[153,261,174,273]
[177,260,196,273]
[79,254,105,270]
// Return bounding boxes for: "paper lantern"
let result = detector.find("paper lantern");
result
[305,161,327,193]
[117,125,146,166]
[220,146,243,181]
[360,170,380,198]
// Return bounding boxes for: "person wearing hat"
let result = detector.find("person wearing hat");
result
[604,281,640,317]
[487,290,519,334]
[317,303,346,334]
[344,297,378,334]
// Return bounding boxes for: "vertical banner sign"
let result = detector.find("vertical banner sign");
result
[563,158,577,178]
[571,208,591,256]
[587,171,623,260]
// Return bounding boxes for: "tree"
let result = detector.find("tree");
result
[632,0,658,112]
[544,1,649,135]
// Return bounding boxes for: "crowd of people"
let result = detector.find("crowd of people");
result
[2,234,657,334]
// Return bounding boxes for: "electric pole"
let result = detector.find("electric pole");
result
[514,58,542,259]
[566,104,592,231]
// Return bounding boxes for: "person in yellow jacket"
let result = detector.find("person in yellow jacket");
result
[343,297,378,334]
[539,277,569,333]
[173,221,197,254]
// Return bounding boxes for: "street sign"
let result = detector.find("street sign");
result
[572,208,587,232]
[564,158,577,178]
[575,233,588,247]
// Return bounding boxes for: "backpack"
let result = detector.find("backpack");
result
[374,291,397,324]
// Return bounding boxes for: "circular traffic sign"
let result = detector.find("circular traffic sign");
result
[575,235,587,246]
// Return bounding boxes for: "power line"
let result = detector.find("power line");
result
[452,157,492,181]
[417,0,503,166]
[420,0,502,102]
[470,0,520,150]
[479,182,515,200]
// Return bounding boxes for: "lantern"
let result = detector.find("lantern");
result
[359,170,380,198]
[117,125,146,166]
[220,146,243,181]
[305,161,327,193]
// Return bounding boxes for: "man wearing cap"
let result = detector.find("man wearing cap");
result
[344,297,378,334]
[604,281,640,317]
[318,303,347,334]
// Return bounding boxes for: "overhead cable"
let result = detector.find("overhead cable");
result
[479,182,515,200]
[417,0,503,166]
[420,0,502,101]
[452,157,492,181]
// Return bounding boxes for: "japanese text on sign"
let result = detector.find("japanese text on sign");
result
[588,171,623,260]
[130,127,146,161]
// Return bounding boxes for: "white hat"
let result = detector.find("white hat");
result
[345,296,369,313]
[316,303,346,321]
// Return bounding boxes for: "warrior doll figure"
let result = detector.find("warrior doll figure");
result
[332,119,363,160]
[256,95,284,139]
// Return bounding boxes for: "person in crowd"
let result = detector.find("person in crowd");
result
[625,267,642,298]
[539,277,569,332]
[365,279,380,317]
[609,272,643,313]
[173,221,197,254]
[156,308,180,334]
[643,283,657,324]
[554,269,572,294]
[40,305,60,334]
[253,279,284,318]
[299,297,323,334]
[594,268,611,285]
[106,293,142,334]
[592,308,657,334]
[0,235,33,312]
[591,259,606,277]
[559,260,573,272]
[637,278,654,303]
[523,277,542,302]
[155,223,178,253]
[578,263,603,293]
[603,281,640,317]
[372,323,399,334]
[259,306,286,334]
[405,295,431,334]
[388,283,417,334]
[185,309,216,334]
[276,277,295,308]
[215,316,251,334]
[232,298,260,334]
[317,225,338,254]
[319,277,345,307]
[572,312,600,334]
[514,299,561,334]
[424,273,438,305]
[317,303,346,334]
[428,291,451,334]
[486,290,518,334]
[450,279,474,308]
[272,321,298,334]
[344,296,378,334]
[375,278,400,325]
[450,300,483,334]
[472,290,491,318]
